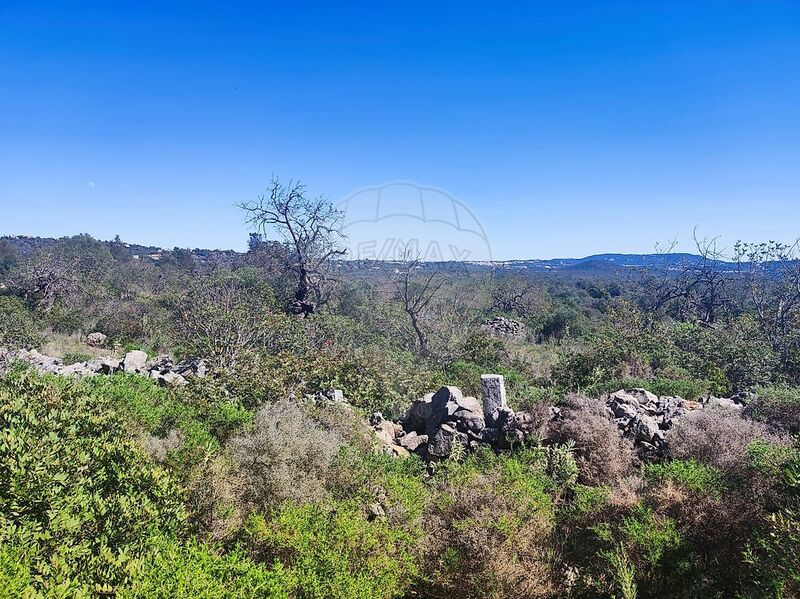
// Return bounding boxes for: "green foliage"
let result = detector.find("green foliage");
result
[0,296,41,349]
[245,500,420,599]
[0,370,186,595]
[619,506,682,568]
[644,459,724,495]
[600,543,638,599]
[79,374,251,473]
[121,538,292,599]
[546,442,579,489]
[0,239,17,277]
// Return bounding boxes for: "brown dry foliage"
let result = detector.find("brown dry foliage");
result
[667,408,781,473]
[550,394,634,486]
[420,471,559,599]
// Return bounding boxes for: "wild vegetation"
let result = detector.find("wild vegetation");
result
[1,189,799,597]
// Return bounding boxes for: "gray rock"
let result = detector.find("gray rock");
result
[61,362,96,378]
[428,423,457,458]
[123,350,148,374]
[454,406,486,433]
[481,374,507,426]
[482,316,526,339]
[98,357,121,375]
[398,432,428,452]
[611,401,639,420]
[426,386,464,437]
[86,332,107,347]
[145,355,174,374]
[632,415,660,443]
[705,396,743,410]
[173,357,208,378]
[405,392,434,433]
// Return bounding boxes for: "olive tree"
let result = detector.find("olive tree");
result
[238,178,346,316]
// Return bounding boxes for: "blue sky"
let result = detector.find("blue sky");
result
[1,1,798,260]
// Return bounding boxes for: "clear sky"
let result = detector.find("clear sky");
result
[1,1,798,260]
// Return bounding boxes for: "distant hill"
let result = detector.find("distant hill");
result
[0,234,743,277]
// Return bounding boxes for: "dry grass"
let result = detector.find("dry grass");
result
[40,331,120,360]
[667,408,782,473]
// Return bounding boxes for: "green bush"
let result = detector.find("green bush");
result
[0,370,186,595]
[644,459,724,495]
[121,538,292,598]
[0,296,41,349]
[245,500,420,599]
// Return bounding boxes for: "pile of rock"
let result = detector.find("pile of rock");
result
[604,389,693,457]
[371,377,747,464]
[371,374,548,463]
[607,389,745,455]
[482,316,526,339]
[0,347,207,387]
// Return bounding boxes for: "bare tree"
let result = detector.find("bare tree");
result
[238,178,346,316]
[391,253,444,357]
[735,239,800,352]
[491,274,546,317]
[12,235,113,313]
[639,231,733,327]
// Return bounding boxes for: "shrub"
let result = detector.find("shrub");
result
[230,399,343,509]
[245,500,420,599]
[0,295,41,349]
[420,450,559,598]
[550,394,634,486]
[644,459,723,495]
[169,270,287,368]
[121,537,292,598]
[744,385,800,435]
[0,370,186,595]
[667,408,780,473]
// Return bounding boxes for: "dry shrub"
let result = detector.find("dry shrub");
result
[185,454,245,542]
[667,408,780,473]
[143,428,184,463]
[742,386,800,435]
[421,471,558,599]
[550,394,634,486]
[230,399,343,510]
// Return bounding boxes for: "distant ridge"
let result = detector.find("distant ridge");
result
[0,234,747,275]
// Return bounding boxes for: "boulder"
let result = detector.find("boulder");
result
[174,357,208,378]
[61,362,96,378]
[123,350,148,374]
[632,415,660,443]
[405,393,434,433]
[705,396,743,410]
[398,432,428,452]
[426,386,464,437]
[452,395,485,433]
[152,371,187,387]
[98,357,121,375]
[428,423,457,458]
[86,332,107,347]
[145,355,174,374]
